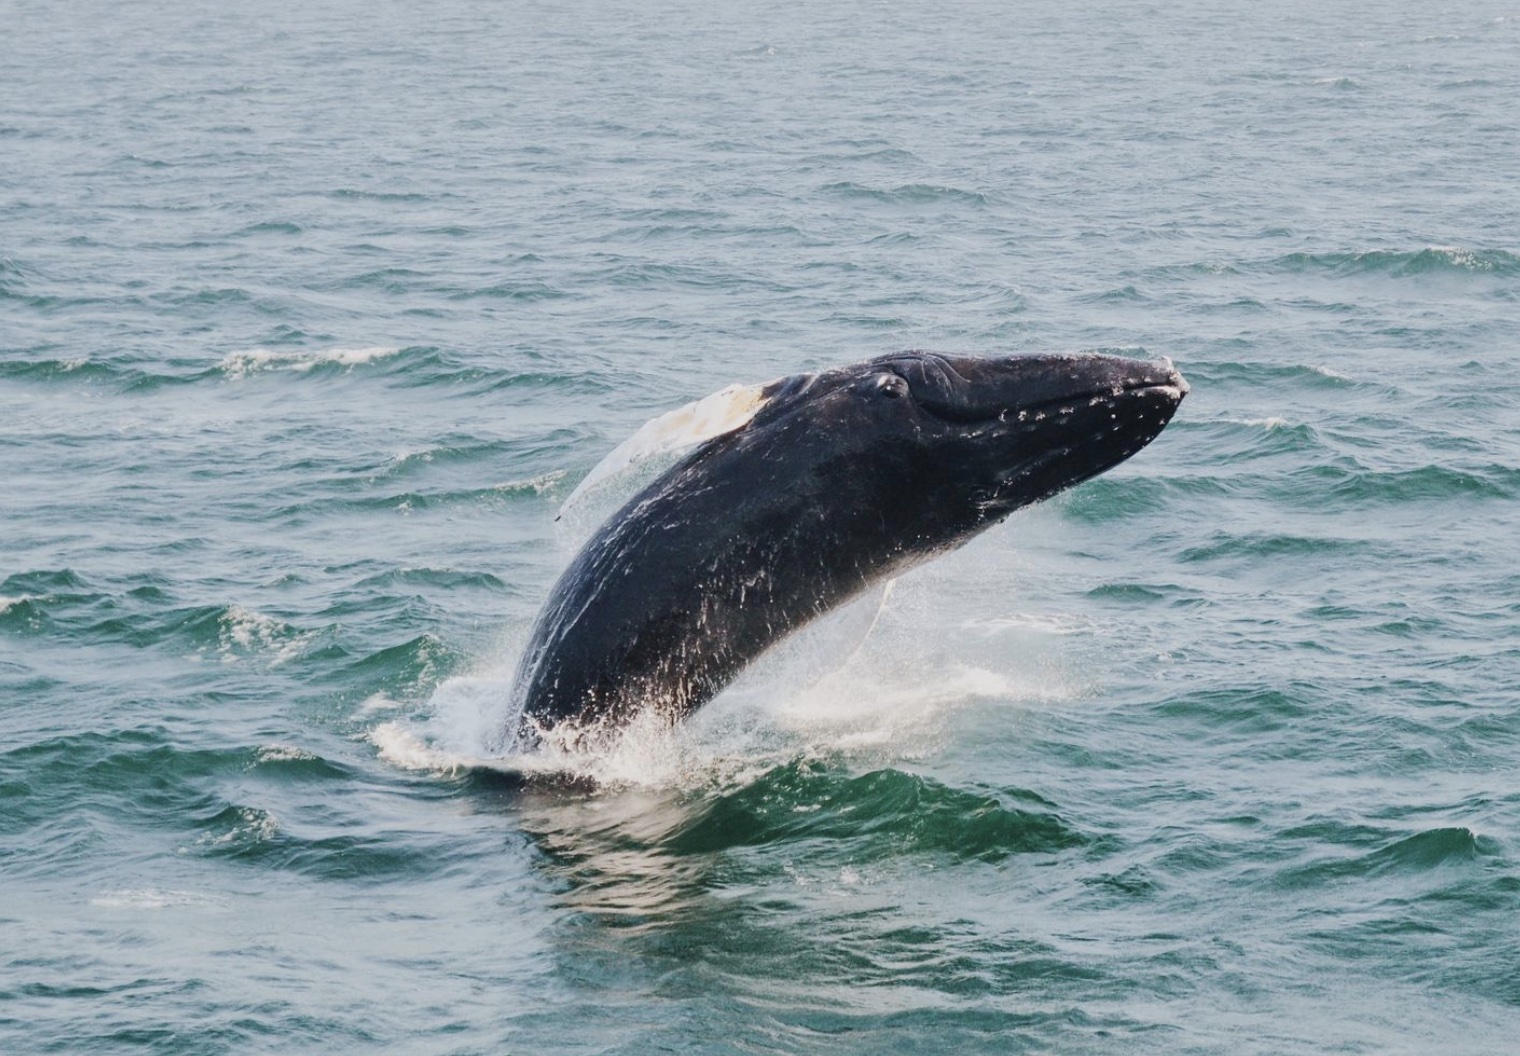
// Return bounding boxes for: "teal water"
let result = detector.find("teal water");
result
[4,0,1520,1051]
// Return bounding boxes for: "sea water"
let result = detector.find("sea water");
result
[3,1,1519,1052]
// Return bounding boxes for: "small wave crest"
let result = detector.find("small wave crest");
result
[820,181,993,207]
[214,605,316,666]
[195,805,280,851]
[217,345,401,379]
[1307,462,1519,505]
[0,356,130,386]
[1270,246,1520,278]
[663,762,1085,861]
[2,346,410,391]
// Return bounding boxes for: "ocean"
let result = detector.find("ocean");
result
[3,0,1519,1052]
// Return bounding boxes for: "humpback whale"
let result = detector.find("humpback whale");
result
[507,351,1187,746]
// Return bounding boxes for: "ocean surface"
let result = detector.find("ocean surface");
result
[4,1,1520,1052]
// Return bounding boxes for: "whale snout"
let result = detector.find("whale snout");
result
[1111,359,1188,425]
[1073,354,1188,437]
[1126,356,1189,401]
[1080,353,1187,400]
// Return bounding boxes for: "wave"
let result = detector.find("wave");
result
[1177,531,1381,565]
[444,281,572,302]
[1,568,91,594]
[3,725,421,887]
[819,181,994,207]
[1188,360,1364,390]
[1077,285,1151,305]
[352,566,509,593]
[268,473,574,523]
[799,146,922,166]
[217,345,402,379]
[316,633,463,704]
[664,761,1084,861]
[1269,246,1520,278]
[233,220,304,237]
[0,344,596,398]
[1297,463,1519,505]
[4,727,337,818]
[0,575,344,674]
[188,801,432,880]
[0,356,150,387]
[1151,686,1315,735]
[1060,472,1243,525]
[0,345,407,391]
[0,254,32,295]
[86,603,328,668]
[327,188,435,203]
[0,569,106,637]
[468,748,1091,935]
[1274,825,1496,889]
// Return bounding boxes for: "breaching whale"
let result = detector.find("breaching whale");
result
[506,351,1187,746]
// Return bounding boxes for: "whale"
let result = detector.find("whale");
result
[506,350,1187,747]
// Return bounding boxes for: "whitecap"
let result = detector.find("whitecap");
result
[217,605,313,666]
[254,743,317,763]
[196,806,278,847]
[218,345,400,379]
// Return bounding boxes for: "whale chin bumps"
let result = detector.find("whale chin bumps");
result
[505,351,1187,748]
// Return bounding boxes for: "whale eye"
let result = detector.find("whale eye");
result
[875,374,908,400]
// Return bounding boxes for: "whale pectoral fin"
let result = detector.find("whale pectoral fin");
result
[558,379,779,520]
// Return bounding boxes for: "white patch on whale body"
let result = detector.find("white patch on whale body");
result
[558,380,777,521]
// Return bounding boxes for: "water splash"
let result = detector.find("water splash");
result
[374,563,1069,794]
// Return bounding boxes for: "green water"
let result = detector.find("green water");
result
[3,0,1519,1051]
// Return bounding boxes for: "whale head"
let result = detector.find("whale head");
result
[730,350,1189,545]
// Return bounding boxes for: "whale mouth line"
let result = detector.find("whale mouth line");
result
[968,378,1188,427]
[915,362,1189,428]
